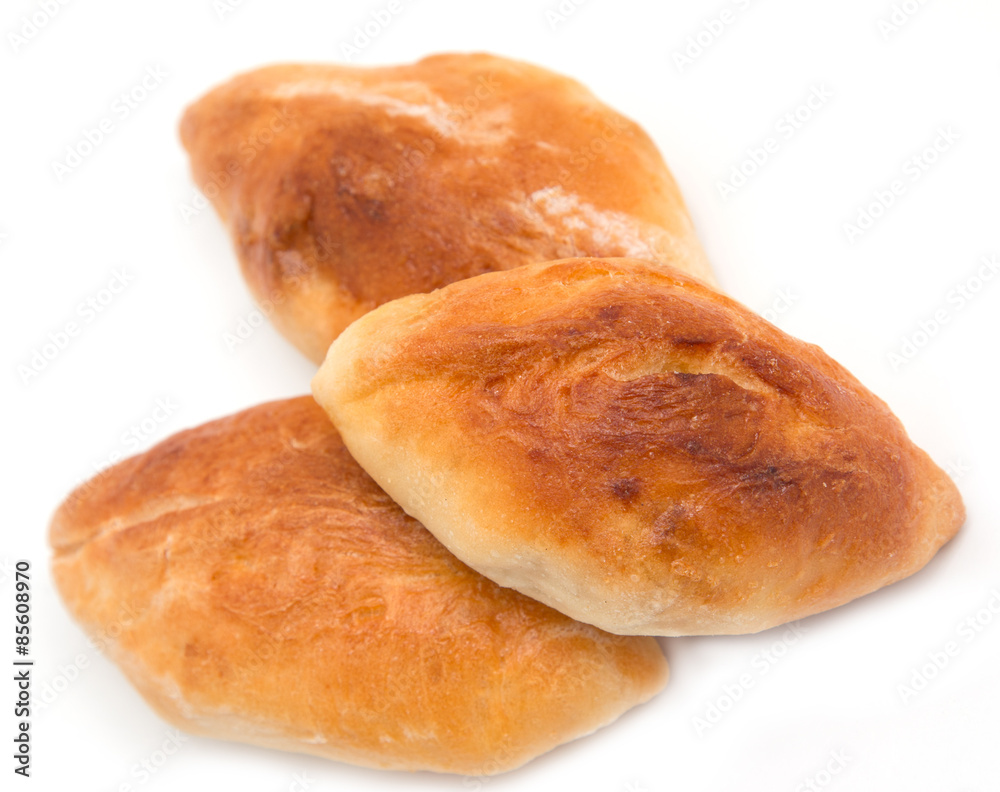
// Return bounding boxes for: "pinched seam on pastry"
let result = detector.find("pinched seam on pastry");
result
[522,186,690,263]
[51,495,217,559]
[268,79,515,146]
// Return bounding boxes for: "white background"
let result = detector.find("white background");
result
[3,0,999,790]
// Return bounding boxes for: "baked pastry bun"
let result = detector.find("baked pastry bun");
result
[49,397,667,774]
[312,257,965,637]
[180,53,715,362]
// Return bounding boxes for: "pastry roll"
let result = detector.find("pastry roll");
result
[312,257,965,636]
[50,397,667,774]
[180,54,715,362]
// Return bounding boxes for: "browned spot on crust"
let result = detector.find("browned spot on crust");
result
[610,477,641,502]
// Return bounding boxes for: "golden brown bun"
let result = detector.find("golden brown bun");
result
[312,258,965,637]
[179,54,715,362]
[49,397,667,774]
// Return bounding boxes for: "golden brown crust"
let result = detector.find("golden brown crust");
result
[312,258,965,636]
[179,54,715,362]
[50,397,667,774]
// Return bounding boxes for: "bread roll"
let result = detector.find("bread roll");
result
[179,53,715,363]
[312,257,965,637]
[49,397,667,774]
